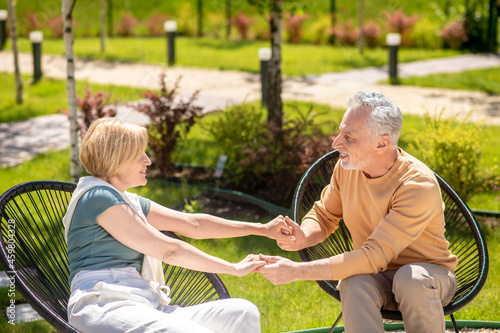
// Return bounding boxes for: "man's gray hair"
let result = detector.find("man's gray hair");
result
[347,90,403,146]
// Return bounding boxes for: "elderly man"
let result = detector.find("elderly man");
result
[259,90,457,333]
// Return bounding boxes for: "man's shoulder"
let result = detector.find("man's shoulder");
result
[398,150,436,180]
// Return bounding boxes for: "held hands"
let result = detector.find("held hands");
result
[257,254,296,285]
[276,216,307,251]
[233,254,267,277]
[264,215,293,241]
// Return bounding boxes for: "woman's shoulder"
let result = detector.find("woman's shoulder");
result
[81,186,126,206]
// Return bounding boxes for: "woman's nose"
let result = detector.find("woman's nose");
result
[144,154,152,165]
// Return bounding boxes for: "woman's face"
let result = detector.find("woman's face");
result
[111,152,151,192]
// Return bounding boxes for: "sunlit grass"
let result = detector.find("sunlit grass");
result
[382,66,500,95]
[0,101,498,332]
[0,72,147,123]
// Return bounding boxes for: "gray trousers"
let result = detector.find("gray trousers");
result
[338,262,457,333]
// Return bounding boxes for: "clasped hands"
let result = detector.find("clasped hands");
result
[240,216,304,285]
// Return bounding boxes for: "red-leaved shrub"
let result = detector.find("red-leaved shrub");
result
[331,20,359,46]
[116,12,138,37]
[232,12,254,40]
[136,74,204,177]
[144,13,170,37]
[284,12,308,43]
[439,20,468,50]
[77,86,117,139]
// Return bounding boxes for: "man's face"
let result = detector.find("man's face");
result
[332,107,378,172]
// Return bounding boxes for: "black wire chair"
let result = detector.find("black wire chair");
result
[291,150,489,333]
[0,180,230,333]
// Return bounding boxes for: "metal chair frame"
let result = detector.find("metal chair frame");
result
[0,180,230,333]
[291,150,489,333]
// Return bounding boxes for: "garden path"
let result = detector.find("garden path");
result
[1,52,500,168]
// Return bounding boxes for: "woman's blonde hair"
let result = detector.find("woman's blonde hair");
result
[80,118,148,177]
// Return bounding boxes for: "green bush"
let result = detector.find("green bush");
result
[410,110,484,201]
[408,17,443,49]
[302,15,332,45]
[204,103,333,206]
[202,103,265,185]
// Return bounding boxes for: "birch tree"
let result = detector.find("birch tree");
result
[358,0,365,54]
[63,0,81,182]
[7,0,22,104]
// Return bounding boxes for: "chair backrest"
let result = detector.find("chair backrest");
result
[291,150,489,320]
[0,180,230,333]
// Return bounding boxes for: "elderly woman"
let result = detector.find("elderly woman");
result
[64,118,291,333]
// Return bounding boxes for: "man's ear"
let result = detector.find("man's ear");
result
[376,134,391,153]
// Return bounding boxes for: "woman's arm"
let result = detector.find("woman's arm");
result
[146,201,292,242]
[97,204,265,276]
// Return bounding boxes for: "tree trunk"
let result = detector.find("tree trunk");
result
[329,0,336,44]
[7,0,23,104]
[197,0,203,37]
[444,0,451,17]
[267,0,282,131]
[63,0,81,182]
[358,0,365,54]
[107,0,113,37]
[225,0,232,39]
[487,0,498,53]
[99,0,106,52]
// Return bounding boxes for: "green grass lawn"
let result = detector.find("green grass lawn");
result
[0,72,148,123]
[0,147,498,332]
[12,37,462,76]
[382,67,500,95]
[0,64,499,330]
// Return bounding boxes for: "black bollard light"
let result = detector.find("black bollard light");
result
[29,31,43,83]
[0,10,7,51]
[258,48,271,107]
[386,33,401,85]
[164,20,177,66]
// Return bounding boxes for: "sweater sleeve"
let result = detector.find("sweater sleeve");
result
[329,174,444,280]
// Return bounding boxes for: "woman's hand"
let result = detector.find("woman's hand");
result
[233,254,267,277]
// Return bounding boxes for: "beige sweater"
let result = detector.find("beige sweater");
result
[303,149,457,281]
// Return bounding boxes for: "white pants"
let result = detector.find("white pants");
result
[338,262,457,333]
[68,267,261,333]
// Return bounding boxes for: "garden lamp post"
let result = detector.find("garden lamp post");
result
[164,20,177,66]
[0,10,7,51]
[258,47,272,107]
[386,33,401,84]
[29,31,43,83]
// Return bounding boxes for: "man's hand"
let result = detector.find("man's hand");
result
[258,254,334,284]
[263,215,294,242]
[257,254,298,285]
[275,216,307,251]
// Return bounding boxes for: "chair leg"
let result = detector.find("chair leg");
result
[450,314,459,333]
[328,312,343,333]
